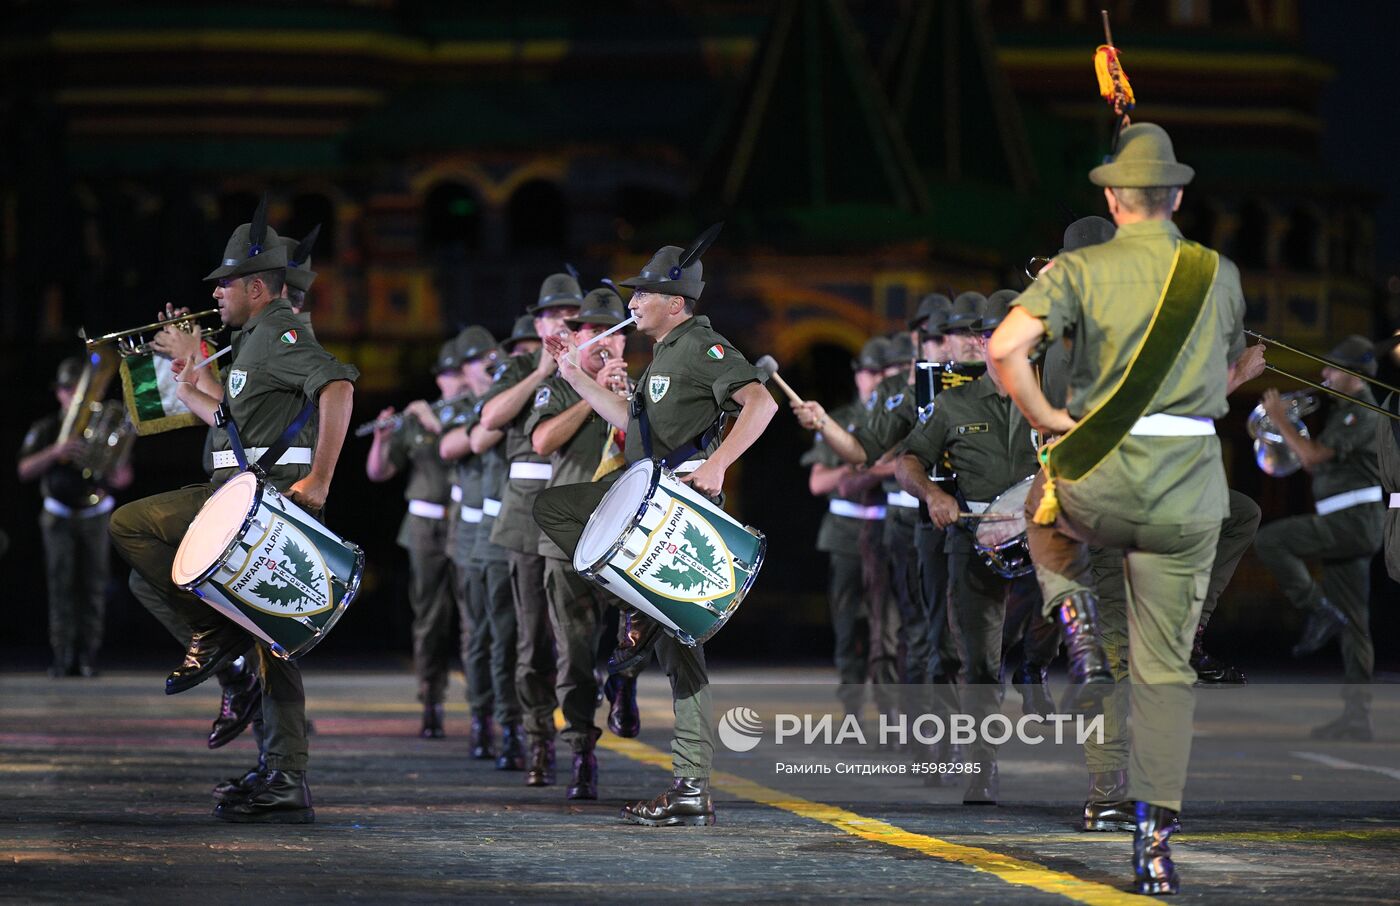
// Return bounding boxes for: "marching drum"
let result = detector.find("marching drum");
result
[573,459,766,647]
[172,471,363,659]
[971,475,1035,579]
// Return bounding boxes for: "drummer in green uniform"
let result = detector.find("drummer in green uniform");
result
[439,326,509,760]
[1255,335,1384,740]
[366,337,465,738]
[110,205,358,823]
[478,277,583,786]
[134,220,324,773]
[802,337,891,718]
[988,123,1245,894]
[534,228,777,826]
[525,287,634,800]
[895,291,1046,805]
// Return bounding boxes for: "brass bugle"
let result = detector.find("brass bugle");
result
[81,308,223,357]
[1244,329,1400,420]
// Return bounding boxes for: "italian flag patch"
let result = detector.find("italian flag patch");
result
[706,344,724,360]
[280,330,298,345]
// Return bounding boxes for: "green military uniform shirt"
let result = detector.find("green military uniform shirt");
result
[801,400,878,553]
[903,374,1040,506]
[1311,385,1382,501]
[1015,219,1245,523]
[466,395,512,565]
[627,316,763,465]
[481,349,552,554]
[212,298,359,489]
[441,394,479,561]
[523,375,613,560]
[852,373,924,532]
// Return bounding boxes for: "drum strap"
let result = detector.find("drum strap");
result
[637,406,725,471]
[217,401,315,473]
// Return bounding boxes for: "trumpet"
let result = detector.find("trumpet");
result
[354,391,476,438]
[599,349,633,397]
[81,308,223,358]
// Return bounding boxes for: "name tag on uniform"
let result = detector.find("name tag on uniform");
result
[956,423,989,435]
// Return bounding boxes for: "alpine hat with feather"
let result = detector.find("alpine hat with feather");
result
[205,193,286,281]
[618,222,722,302]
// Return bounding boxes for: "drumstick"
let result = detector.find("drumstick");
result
[958,512,1020,521]
[576,316,635,350]
[191,345,231,371]
[754,355,803,405]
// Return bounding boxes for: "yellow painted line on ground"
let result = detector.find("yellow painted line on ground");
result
[595,732,1151,906]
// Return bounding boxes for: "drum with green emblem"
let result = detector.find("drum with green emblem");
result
[574,459,766,646]
[172,471,363,659]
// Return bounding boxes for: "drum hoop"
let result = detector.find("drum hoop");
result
[176,473,267,592]
[579,461,662,574]
[274,542,365,660]
[685,525,768,646]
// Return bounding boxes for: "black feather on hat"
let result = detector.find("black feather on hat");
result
[204,193,287,281]
[618,222,722,301]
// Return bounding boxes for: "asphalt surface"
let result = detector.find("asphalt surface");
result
[3,667,1398,904]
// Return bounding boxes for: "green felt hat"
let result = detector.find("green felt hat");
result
[1327,335,1378,376]
[852,337,892,371]
[911,293,953,335]
[1061,216,1116,254]
[1089,123,1195,188]
[527,271,585,314]
[454,325,498,364]
[618,222,722,302]
[502,314,541,352]
[432,338,461,374]
[204,194,287,281]
[883,333,917,366]
[945,292,987,331]
[567,285,629,328]
[279,224,320,292]
[54,356,84,389]
[975,289,1019,332]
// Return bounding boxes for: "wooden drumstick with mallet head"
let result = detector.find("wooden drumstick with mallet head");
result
[755,355,804,405]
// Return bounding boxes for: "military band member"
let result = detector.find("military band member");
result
[896,292,1045,805]
[907,295,961,699]
[452,316,543,771]
[19,357,134,677]
[478,275,584,786]
[366,338,463,738]
[534,235,777,826]
[525,288,633,800]
[109,210,357,823]
[803,338,891,717]
[1036,216,1264,835]
[989,123,1244,894]
[440,326,509,760]
[1255,335,1384,740]
[129,225,324,769]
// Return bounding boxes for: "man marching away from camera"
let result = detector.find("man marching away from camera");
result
[988,123,1245,894]
[534,226,777,826]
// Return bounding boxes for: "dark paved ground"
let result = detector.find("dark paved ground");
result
[3,667,1398,905]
